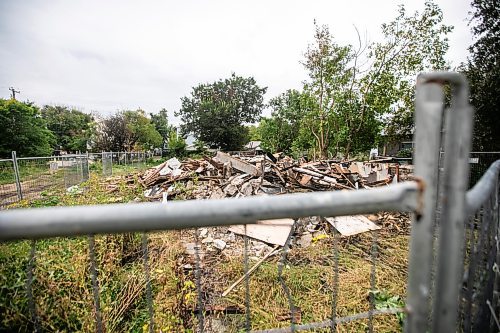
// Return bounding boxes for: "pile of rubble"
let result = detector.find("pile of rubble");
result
[137,152,413,308]
[139,151,412,201]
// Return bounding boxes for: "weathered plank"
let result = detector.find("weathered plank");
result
[229,218,294,245]
[325,215,380,236]
[214,151,262,176]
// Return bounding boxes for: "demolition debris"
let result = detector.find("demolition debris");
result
[139,152,412,202]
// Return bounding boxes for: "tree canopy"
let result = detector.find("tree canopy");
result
[463,0,500,151]
[150,108,174,148]
[0,99,54,157]
[177,73,267,151]
[92,110,162,151]
[258,1,452,158]
[41,105,93,152]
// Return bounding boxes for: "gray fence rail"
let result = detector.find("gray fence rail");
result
[0,72,499,332]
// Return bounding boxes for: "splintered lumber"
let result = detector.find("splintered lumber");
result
[222,244,280,297]
[292,167,337,184]
[229,219,294,246]
[325,215,380,236]
[215,151,262,177]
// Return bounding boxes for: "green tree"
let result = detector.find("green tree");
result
[375,1,452,143]
[0,99,54,157]
[150,108,174,148]
[463,0,500,151]
[124,109,163,150]
[302,22,353,158]
[259,90,317,155]
[177,73,267,151]
[247,125,262,141]
[92,113,128,152]
[41,105,93,152]
[93,110,162,151]
[167,130,187,157]
[300,2,452,158]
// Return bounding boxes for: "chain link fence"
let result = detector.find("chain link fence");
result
[469,152,500,186]
[0,151,149,208]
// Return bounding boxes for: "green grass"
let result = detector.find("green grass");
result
[0,169,410,332]
[212,235,408,332]
[1,174,187,332]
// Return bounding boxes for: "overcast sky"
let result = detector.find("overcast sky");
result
[0,0,473,124]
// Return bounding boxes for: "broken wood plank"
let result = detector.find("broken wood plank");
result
[292,167,337,184]
[325,215,380,236]
[222,244,280,297]
[299,174,313,186]
[229,219,294,246]
[214,151,262,177]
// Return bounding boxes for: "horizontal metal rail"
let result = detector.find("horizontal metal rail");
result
[0,181,421,241]
[466,160,500,216]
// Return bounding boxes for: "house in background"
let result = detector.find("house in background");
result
[244,141,263,154]
[381,138,414,156]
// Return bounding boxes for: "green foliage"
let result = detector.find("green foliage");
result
[93,110,162,151]
[193,139,208,154]
[259,90,317,156]
[247,125,262,141]
[167,131,187,157]
[124,109,163,150]
[396,148,413,158]
[464,0,500,151]
[376,1,453,141]
[150,108,174,147]
[371,289,406,326]
[177,73,267,151]
[0,99,55,157]
[256,1,451,159]
[41,105,93,152]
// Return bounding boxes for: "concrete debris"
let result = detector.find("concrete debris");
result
[213,239,227,250]
[229,219,294,246]
[325,215,381,236]
[296,233,313,248]
[201,236,214,244]
[138,153,413,255]
[139,153,410,202]
[184,242,196,256]
[199,228,208,238]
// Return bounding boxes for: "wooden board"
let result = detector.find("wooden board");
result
[325,215,380,236]
[214,151,262,176]
[229,218,294,245]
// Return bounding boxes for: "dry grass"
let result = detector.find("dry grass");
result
[0,172,411,332]
[207,231,409,332]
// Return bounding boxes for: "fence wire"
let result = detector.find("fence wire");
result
[0,151,148,208]
[1,159,498,331]
[460,165,500,332]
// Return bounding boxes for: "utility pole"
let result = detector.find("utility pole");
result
[9,87,20,100]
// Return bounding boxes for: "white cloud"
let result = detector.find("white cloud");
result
[0,0,472,124]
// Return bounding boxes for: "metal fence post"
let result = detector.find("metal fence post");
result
[491,179,500,330]
[11,151,23,200]
[405,80,444,333]
[430,74,473,333]
[79,152,84,183]
[86,151,90,181]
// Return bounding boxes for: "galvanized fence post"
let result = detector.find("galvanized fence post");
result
[11,151,23,201]
[85,151,90,181]
[79,152,84,183]
[492,179,500,330]
[430,74,473,333]
[405,80,444,333]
